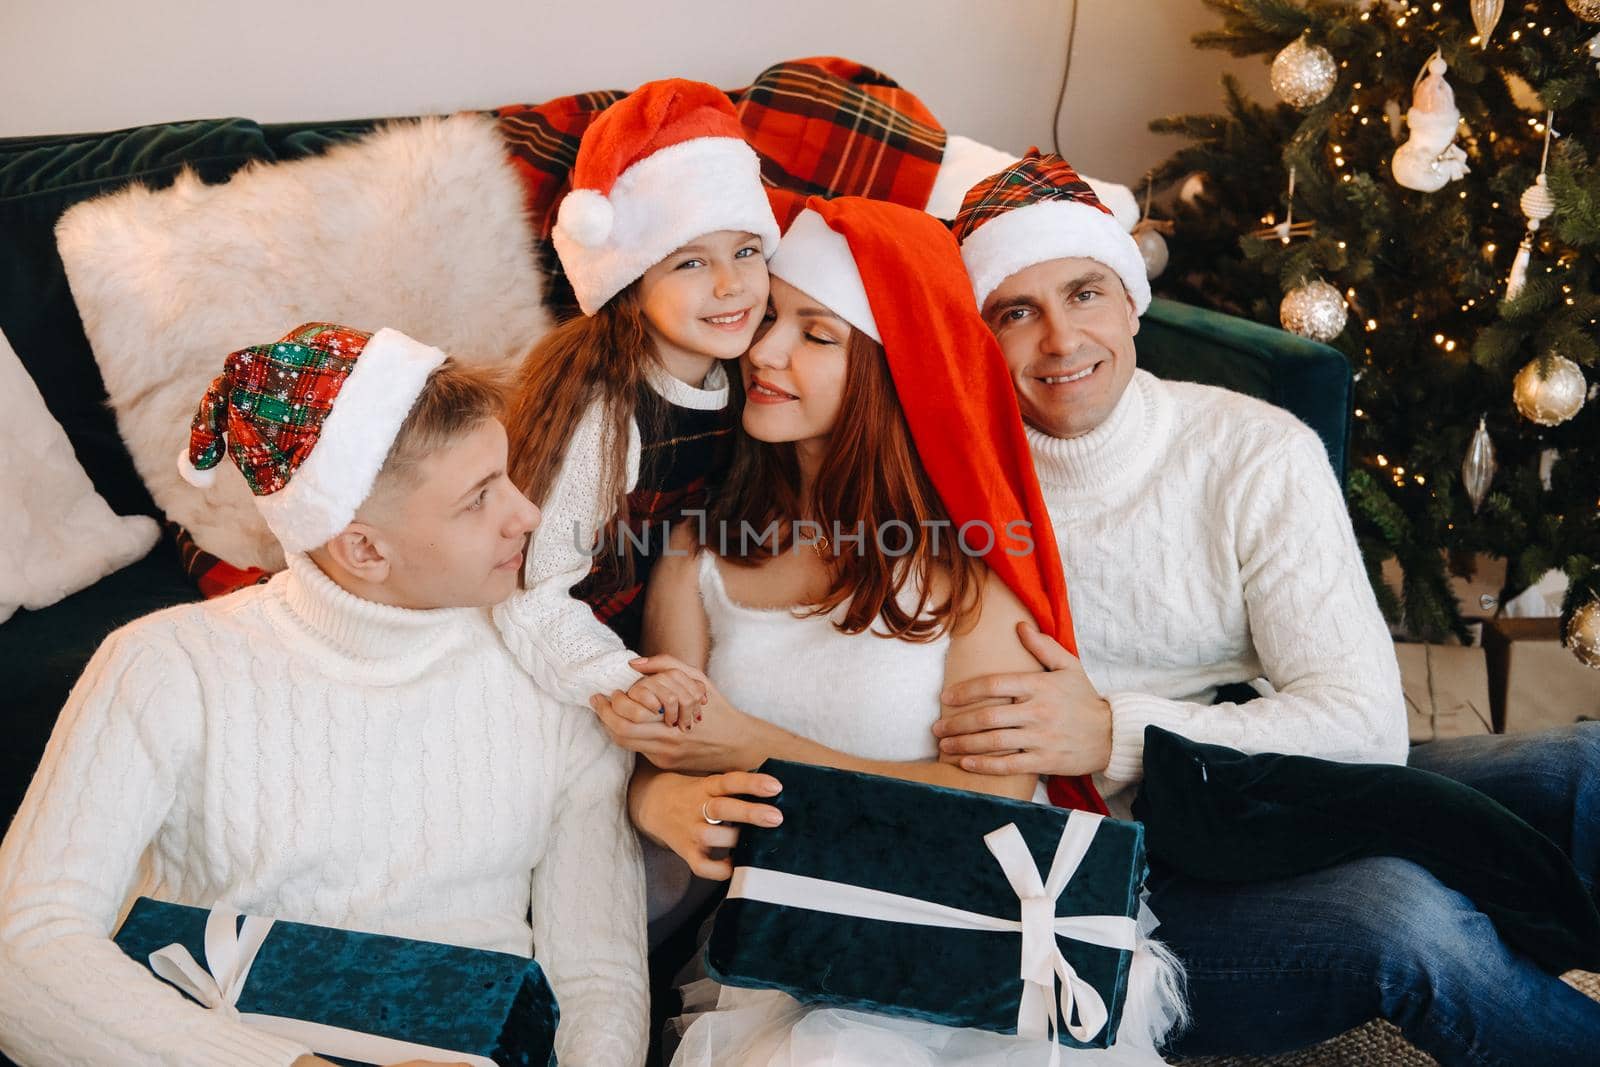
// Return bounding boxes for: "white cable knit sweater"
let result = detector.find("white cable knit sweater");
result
[494,364,729,704]
[0,554,648,1067]
[1028,370,1408,816]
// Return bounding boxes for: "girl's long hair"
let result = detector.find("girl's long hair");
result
[505,287,662,586]
[709,329,979,641]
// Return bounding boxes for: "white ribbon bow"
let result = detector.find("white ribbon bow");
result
[147,904,500,1067]
[725,808,1138,1065]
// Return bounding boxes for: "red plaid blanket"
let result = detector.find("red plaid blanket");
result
[496,56,948,314]
[179,57,951,598]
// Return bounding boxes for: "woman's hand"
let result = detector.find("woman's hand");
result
[622,655,707,729]
[632,768,784,879]
[591,675,774,772]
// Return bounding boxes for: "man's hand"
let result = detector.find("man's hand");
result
[933,621,1113,777]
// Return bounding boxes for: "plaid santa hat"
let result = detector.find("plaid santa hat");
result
[952,150,1150,316]
[179,322,447,553]
[553,78,781,316]
[767,195,1107,816]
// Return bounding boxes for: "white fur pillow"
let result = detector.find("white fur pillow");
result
[0,327,159,623]
[56,114,549,570]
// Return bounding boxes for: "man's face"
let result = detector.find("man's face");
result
[358,419,540,609]
[982,257,1140,440]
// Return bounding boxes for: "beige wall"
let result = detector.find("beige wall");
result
[1,0,1268,187]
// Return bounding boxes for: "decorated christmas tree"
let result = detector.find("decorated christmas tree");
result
[1150,0,1600,668]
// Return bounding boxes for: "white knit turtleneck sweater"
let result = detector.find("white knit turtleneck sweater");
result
[0,555,648,1066]
[1027,370,1407,815]
[494,364,729,704]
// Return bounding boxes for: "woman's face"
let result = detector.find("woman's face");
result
[637,229,770,363]
[742,277,851,447]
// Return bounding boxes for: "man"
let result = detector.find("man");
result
[0,324,648,1066]
[936,152,1600,1065]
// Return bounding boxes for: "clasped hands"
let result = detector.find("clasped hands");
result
[587,624,1112,880]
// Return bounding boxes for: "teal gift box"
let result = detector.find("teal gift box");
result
[113,897,559,1066]
[707,760,1148,1049]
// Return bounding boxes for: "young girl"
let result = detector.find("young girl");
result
[591,197,1183,1065]
[495,78,780,715]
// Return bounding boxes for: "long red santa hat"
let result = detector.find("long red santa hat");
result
[768,195,1106,814]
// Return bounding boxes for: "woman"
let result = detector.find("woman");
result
[591,197,1182,1065]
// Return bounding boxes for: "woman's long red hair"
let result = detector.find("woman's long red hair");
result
[710,329,980,640]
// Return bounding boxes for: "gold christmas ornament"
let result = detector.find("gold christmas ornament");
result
[1567,0,1600,22]
[1279,280,1348,341]
[1461,416,1497,513]
[1567,598,1600,669]
[1513,355,1588,426]
[1271,35,1338,108]
[1471,0,1505,47]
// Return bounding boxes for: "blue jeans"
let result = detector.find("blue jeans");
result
[1150,723,1600,1066]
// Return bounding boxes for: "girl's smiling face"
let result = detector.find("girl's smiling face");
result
[740,276,851,447]
[637,229,770,366]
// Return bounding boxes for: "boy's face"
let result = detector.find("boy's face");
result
[356,419,540,610]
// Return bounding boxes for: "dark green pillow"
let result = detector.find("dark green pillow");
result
[1132,725,1600,975]
[1137,296,1352,478]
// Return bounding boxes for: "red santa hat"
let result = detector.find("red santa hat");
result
[553,78,781,316]
[178,322,446,553]
[769,196,1107,815]
[952,150,1151,315]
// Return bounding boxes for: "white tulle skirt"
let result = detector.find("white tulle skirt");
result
[669,908,1186,1067]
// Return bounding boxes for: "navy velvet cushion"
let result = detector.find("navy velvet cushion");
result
[114,897,558,1066]
[708,760,1145,1048]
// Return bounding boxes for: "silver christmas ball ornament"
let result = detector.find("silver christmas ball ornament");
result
[1279,280,1348,341]
[1136,228,1169,279]
[1513,355,1588,426]
[1271,36,1339,109]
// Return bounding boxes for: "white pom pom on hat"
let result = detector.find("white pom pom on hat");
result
[556,188,615,248]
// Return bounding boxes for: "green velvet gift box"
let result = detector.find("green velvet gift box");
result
[113,897,558,1066]
[706,760,1148,1048]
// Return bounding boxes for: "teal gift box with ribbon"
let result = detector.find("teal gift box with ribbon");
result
[707,760,1149,1050]
[113,897,559,1066]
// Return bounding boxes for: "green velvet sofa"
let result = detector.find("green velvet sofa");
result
[0,115,1352,834]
